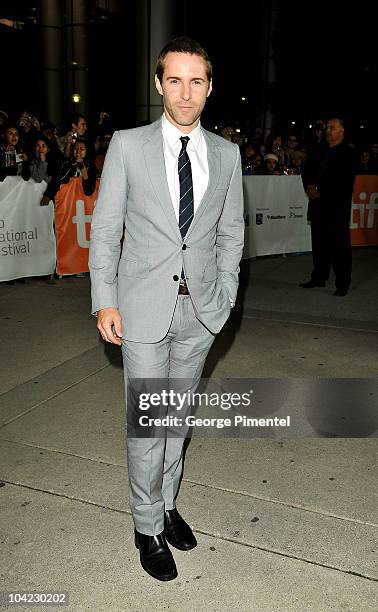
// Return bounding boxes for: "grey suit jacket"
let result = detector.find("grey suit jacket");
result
[89,118,244,342]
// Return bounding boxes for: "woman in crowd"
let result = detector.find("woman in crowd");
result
[240,142,256,174]
[29,134,63,205]
[286,150,305,175]
[266,132,285,167]
[55,138,97,197]
[40,121,63,155]
[262,153,280,175]
[250,153,264,174]
[284,132,300,167]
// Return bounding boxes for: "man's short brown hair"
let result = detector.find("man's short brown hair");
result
[155,36,212,84]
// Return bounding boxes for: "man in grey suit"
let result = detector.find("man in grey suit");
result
[89,36,244,581]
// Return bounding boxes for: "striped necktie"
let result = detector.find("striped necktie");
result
[178,136,194,238]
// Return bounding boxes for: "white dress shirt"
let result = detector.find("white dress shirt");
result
[161,113,209,221]
[161,114,233,306]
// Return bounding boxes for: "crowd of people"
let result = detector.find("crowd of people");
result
[0,109,113,203]
[220,122,378,177]
[0,109,116,284]
[0,106,376,295]
[1,109,378,204]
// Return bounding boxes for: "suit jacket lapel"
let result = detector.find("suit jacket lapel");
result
[185,129,221,239]
[142,121,221,243]
[143,119,182,241]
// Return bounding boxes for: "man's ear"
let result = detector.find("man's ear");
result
[207,79,213,98]
[155,75,163,96]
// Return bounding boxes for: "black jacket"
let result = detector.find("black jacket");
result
[50,159,98,199]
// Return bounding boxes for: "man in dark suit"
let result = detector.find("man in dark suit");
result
[300,118,356,296]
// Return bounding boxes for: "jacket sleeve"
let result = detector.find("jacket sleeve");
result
[216,144,245,305]
[88,131,127,314]
[82,162,97,196]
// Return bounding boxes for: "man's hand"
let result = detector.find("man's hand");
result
[40,195,51,206]
[32,116,40,130]
[81,163,88,180]
[307,184,320,199]
[66,131,74,145]
[97,307,123,345]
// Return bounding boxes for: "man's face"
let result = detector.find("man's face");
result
[74,117,87,136]
[266,159,277,172]
[221,127,235,141]
[252,155,262,168]
[155,52,212,133]
[6,128,19,146]
[361,151,370,164]
[43,128,53,140]
[101,134,112,150]
[325,119,344,146]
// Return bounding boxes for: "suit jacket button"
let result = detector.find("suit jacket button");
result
[173,275,179,281]
[182,244,187,250]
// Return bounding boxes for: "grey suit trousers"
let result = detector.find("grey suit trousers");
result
[122,294,215,535]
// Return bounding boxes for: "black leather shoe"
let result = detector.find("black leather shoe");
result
[299,280,326,288]
[334,289,348,296]
[134,530,177,581]
[164,508,197,551]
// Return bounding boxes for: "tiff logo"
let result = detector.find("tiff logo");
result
[350,191,378,229]
[72,200,94,248]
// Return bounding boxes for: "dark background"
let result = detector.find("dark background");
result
[1,0,377,142]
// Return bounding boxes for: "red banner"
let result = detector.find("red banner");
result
[351,175,378,246]
[54,177,98,275]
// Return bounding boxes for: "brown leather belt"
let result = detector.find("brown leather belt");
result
[178,282,190,295]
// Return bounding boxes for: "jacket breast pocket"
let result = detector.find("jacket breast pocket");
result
[118,257,149,279]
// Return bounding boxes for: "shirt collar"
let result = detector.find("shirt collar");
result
[161,113,202,151]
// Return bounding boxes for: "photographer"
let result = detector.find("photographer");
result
[18,111,40,155]
[58,114,88,159]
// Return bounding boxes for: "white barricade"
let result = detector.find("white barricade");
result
[243,175,311,258]
[0,177,56,281]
